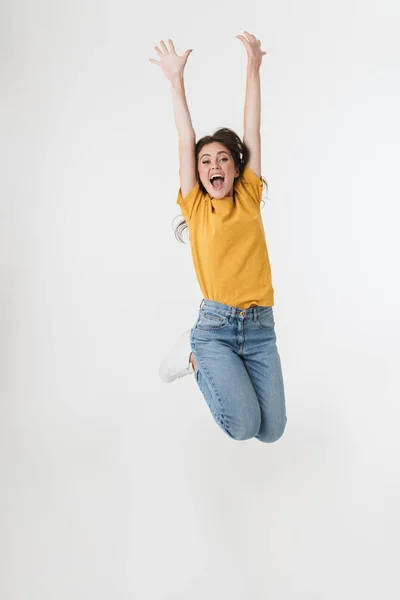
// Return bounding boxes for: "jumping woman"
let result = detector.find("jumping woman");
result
[149,31,287,443]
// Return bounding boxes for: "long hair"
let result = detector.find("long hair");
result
[173,127,268,243]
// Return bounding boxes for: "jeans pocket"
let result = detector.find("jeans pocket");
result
[256,307,275,330]
[197,309,229,330]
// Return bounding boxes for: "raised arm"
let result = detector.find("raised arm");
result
[236,31,267,178]
[149,39,197,198]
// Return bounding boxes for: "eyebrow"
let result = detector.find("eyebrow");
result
[200,151,230,160]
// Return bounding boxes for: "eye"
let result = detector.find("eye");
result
[202,160,210,164]
[221,157,228,161]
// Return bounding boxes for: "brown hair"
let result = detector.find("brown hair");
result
[173,127,268,243]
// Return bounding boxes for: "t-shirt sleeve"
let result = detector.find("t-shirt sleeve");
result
[241,166,264,203]
[176,180,204,223]
[177,181,201,207]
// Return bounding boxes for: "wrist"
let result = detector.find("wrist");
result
[246,60,261,73]
[170,73,185,87]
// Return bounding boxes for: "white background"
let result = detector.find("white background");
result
[1,0,399,598]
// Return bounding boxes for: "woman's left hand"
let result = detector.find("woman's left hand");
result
[235,31,266,67]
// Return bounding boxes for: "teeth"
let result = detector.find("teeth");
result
[210,175,224,181]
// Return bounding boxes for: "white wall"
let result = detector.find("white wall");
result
[1,1,399,598]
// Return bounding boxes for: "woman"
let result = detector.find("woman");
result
[150,32,287,443]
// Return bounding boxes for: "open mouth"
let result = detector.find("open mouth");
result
[210,175,225,190]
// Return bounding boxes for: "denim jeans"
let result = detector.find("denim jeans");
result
[190,299,287,443]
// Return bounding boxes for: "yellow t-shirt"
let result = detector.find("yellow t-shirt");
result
[177,166,274,309]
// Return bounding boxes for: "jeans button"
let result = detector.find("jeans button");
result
[240,311,245,316]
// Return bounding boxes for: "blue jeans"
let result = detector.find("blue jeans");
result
[190,299,287,443]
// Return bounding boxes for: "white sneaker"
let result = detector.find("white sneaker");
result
[159,330,195,383]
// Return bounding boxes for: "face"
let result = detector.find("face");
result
[198,142,240,198]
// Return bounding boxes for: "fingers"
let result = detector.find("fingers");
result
[243,30,254,39]
[237,30,256,43]
[154,39,176,57]
[150,38,192,66]
[149,38,192,70]
[237,30,262,46]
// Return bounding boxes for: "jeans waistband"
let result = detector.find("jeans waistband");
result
[199,298,272,317]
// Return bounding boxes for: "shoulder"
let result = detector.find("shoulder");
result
[177,180,202,207]
[241,165,263,185]
[235,166,264,202]
[176,179,208,222]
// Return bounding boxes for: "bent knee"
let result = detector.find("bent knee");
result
[257,419,287,443]
[226,418,261,441]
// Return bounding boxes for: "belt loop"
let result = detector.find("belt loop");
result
[200,299,204,310]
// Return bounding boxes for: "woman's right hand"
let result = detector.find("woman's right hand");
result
[149,39,193,81]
